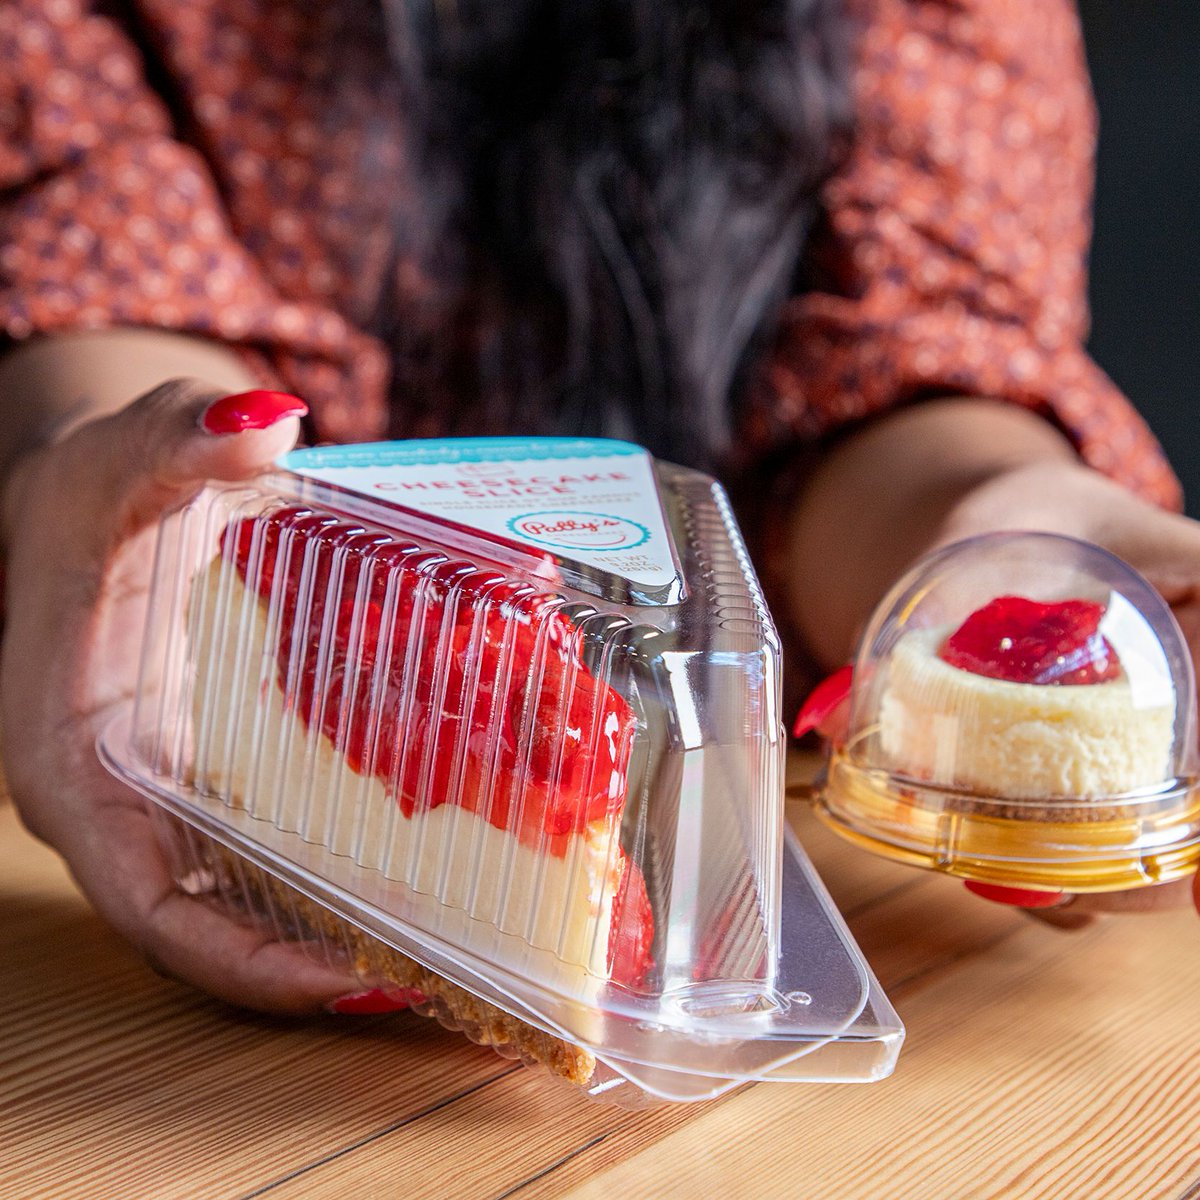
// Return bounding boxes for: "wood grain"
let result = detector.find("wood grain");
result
[544,896,1200,1200]
[4,764,1200,1200]
[0,802,511,1200]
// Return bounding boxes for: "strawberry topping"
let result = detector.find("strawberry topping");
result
[223,506,655,983]
[938,595,1121,685]
[223,508,638,851]
[607,853,655,990]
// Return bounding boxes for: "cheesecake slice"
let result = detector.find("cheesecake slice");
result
[878,596,1176,799]
[190,504,654,1082]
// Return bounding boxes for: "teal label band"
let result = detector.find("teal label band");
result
[282,437,643,470]
[279,436,683,602]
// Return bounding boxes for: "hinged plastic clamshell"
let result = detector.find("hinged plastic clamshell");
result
[101,436,902,1104]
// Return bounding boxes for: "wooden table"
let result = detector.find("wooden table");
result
[6,757,1200,1200]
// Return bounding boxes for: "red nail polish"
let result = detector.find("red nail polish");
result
[964,880,1066,908]
[201,389,308,434]
[328,987,418,1015]
[793,664,854,739]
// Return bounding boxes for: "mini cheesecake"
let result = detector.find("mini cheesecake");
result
[878,596,1176,799]
[190,505,654,1081]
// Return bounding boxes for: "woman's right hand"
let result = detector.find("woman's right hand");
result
[0,379,373,1012]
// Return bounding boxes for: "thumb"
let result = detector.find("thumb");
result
[6,380,308,567]
[3,380,308,656]
[74,381,308,549]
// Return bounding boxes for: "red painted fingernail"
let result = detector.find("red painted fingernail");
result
[327,987,420,1015]
[964,881,1067,908]
[201,390,308,434]
[793,664,854,739]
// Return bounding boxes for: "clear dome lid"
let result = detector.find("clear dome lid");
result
[815,532,1200,892]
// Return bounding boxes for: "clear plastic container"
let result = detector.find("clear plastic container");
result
[814,531,1200,892]
[99,436,902,1105]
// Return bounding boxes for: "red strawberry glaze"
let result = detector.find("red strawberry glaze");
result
[222,507,654,985]
[608,853,654,990]
[939,596,1121,686]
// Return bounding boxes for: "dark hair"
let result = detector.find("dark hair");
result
[383,0,851,471]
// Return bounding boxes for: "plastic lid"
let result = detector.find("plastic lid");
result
[100,437,902,1102]
[816,531,1200,892]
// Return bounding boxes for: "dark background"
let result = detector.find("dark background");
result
[1079,1,1200,512]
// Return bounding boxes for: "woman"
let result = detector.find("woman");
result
[1,0,1196,1014]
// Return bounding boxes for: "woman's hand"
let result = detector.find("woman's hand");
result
[0,379,371,1011]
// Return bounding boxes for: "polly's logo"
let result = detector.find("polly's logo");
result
[507,510,649,552]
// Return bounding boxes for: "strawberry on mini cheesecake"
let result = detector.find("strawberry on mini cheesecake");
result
[938,596,1120,687]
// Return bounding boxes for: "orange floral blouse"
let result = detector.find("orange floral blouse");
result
[0,0,1181,509]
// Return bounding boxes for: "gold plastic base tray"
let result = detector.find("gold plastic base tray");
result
[819,747,1200,893]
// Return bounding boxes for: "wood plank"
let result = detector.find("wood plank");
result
[534,908,1200,1200]
[241,809,1053,1200]
[0,803,516,1200]
[255,1068,704,1200]
[785,796,929,918]
[7,753,1200,1200]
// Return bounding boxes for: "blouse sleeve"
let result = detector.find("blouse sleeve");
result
[745,0,1181,511]
[0,0,388,440]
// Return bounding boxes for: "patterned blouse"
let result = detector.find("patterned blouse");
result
[0,0,1181,510]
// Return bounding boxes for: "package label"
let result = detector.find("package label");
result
[281,437,685,602]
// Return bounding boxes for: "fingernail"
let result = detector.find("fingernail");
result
[793,664,854,739]
[201,390,308,435]
[964,880,1068,908]
[327,987,420,1015]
